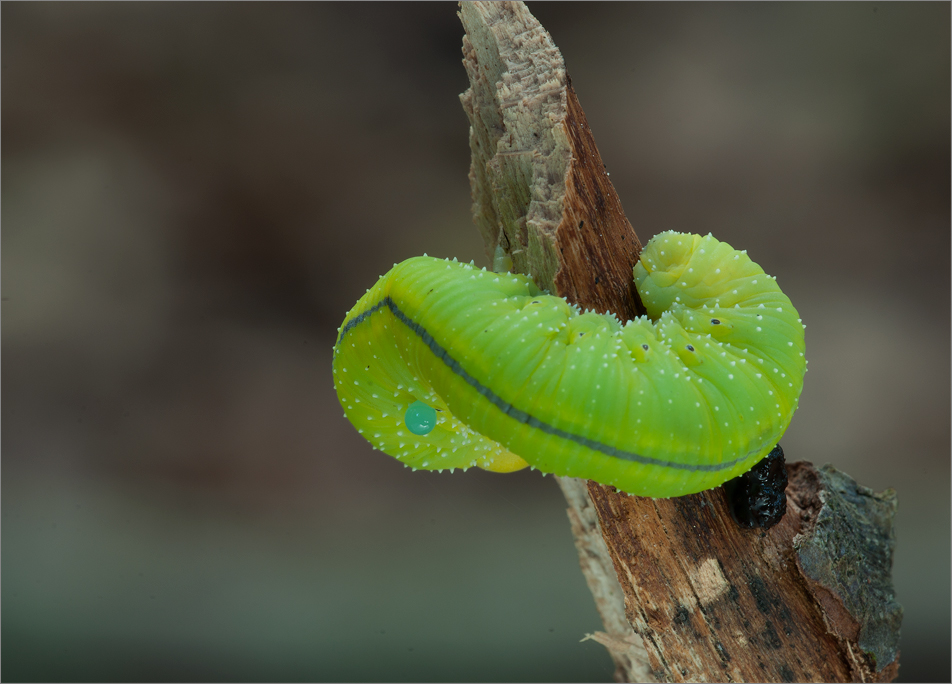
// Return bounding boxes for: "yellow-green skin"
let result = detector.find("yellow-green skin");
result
[332,231,806,497]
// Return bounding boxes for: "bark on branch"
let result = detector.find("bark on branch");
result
[458,2,902,682]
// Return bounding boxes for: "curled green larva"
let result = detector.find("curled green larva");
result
[332,231,806,497]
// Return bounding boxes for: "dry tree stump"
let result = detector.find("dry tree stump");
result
[458,2,901,682]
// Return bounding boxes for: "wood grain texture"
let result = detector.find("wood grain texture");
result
[553,79,645,322]
[458,2,900,681]
[589,463,900,682]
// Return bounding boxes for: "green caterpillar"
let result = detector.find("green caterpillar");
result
[332,231,806,498]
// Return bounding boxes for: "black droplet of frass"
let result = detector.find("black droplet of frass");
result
[723,445,788,529]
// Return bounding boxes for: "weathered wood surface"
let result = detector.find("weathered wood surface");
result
[588,464,901,683]
[458,2,901,682]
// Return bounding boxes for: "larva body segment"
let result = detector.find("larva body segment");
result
[333,232,806,497]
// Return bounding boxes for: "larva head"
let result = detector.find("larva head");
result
[634,231,763,319]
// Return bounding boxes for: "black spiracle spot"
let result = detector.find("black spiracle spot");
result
[711,318,721,325]
[642,344,649,351]
[686,344,695,352]
[723,445,788,529]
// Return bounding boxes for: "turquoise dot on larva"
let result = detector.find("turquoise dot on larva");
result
[405,401,437,435]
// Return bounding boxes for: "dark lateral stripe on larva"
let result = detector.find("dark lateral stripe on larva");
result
[339,295,754,473]
[336,298,389,349]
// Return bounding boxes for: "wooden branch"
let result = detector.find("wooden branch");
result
[458,2,902,682]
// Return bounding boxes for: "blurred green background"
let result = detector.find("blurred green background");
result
[3,2,949,682]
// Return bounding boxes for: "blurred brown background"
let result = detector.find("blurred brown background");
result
[2,2,948,682]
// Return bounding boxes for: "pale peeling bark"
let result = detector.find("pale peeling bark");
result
[458,2,900,682]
